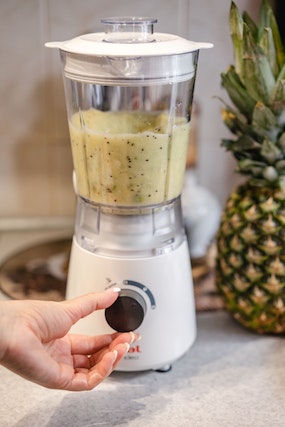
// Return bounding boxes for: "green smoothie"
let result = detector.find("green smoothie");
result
[69,109,190,206]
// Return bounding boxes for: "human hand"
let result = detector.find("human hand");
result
[0,289,140,391]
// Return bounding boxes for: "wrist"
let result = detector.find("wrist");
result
[0,300,13,364]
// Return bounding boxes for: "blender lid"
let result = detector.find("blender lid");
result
[45,17,213,56]
[46,34,212,56]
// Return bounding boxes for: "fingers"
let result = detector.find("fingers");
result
[69,343,129,391]
[61,331,141,391]
[71,331,141,369]
[87,342,129,389]
[109,331,140,351]
[69,330,140,356]
[90,331,140,366]
[69,333,114,355]
[62,288,120,325]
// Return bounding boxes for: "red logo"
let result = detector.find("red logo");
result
[128,345,142,353]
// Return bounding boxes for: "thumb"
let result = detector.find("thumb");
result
[62,288,120,326]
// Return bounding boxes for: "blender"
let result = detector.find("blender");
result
[46,18,212,372]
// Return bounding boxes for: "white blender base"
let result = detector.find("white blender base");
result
[66,237,196,372]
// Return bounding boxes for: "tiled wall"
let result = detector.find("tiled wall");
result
[0,0,263,220]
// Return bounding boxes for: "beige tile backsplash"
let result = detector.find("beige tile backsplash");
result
[0,0,262,220]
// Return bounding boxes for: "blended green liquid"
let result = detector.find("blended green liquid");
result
[69,109,190,206]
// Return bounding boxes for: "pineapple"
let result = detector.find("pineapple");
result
[216,0,285,333]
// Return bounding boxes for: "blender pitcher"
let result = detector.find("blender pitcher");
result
[46,18,212,372]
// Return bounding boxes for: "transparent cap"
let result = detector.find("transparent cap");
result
[100,16,157,43]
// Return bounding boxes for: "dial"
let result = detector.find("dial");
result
[105,288,147,332]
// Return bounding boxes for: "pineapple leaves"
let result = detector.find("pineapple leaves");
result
[230,1,244,77]
[242,11,258,42]
[237,159,280,185]
[222,135,260,155]
[237,158,266,178]
[270,78,285,119]
[242,24,275,103]
[259,0,285,70]
[221,1,285,188]
[260,138,282,163]
[278,133,285,148]
[252,101,279,141]
[259,27,279,78]
[221,107,251,136]
[221,66,255,117]
[228,1,284,104]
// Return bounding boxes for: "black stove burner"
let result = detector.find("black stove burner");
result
[0,239,71,301]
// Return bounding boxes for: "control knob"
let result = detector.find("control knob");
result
[105,289,147,332]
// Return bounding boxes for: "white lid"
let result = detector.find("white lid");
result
[46,16,212,56]
[46,33,212,56]
[45,18,213,84]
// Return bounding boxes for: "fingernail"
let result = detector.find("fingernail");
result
[136,334,142,341]
[129,331,135,343]
[112,287,121,293]
[125,343,130,353]
[113,349,118,360]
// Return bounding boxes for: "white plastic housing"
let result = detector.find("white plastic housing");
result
[67,237,196,371]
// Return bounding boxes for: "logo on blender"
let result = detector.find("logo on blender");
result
[128,344,142,353]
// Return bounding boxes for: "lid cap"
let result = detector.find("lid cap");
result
[101,17,157,43]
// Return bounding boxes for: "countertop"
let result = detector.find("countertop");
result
[1,226,285,426]
[1,310,285,427]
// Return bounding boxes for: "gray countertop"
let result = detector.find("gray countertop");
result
[1,310,285,427]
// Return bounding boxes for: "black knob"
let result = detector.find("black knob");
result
[105,289,146,332]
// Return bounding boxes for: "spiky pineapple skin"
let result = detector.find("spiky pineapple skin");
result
[216,181,285,333]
